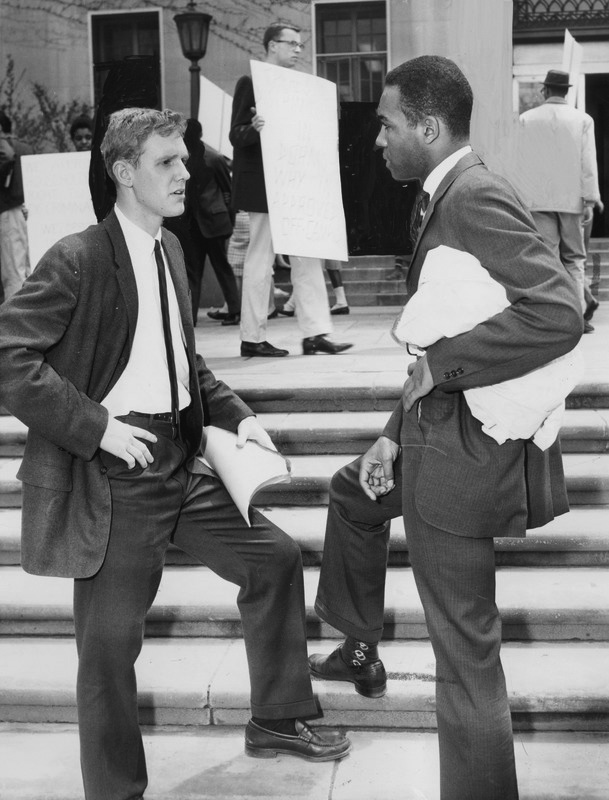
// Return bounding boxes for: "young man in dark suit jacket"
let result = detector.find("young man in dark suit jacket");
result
[309,57,582,800]
[0,107,349,800]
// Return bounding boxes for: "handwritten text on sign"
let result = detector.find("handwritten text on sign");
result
[251,61,348,261]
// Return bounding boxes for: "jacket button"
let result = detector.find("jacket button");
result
[100,466,108,475]
[451,370,458,378]
[457,367,464,375]
[443,371,451,380]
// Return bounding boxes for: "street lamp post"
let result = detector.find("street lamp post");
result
[174,1,212,119]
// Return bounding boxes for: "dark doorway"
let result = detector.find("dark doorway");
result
[585,73,609,237]
[339,102,418,255]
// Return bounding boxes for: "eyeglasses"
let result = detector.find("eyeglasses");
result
[273,39,304,51]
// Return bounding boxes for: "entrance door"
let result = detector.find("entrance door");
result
[586,73,609,237]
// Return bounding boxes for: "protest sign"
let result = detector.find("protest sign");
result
[21,151,96,268]
[251,60,348,261]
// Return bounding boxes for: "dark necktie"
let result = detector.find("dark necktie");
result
[153,240,180,438]
[409,190,430,248]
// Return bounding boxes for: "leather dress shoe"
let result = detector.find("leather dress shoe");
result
[309,646,387,698]
[330,304,350,315]
[584,298,599,321]
[244,719,351,761]
[278,307,295,317]
[302,335,353,355]
[240,340,289,357]
[221,312,240,326]
[584,320,595,334]
[267,308,279,319]
[207,309,228,321]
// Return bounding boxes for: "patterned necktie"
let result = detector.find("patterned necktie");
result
[409,190,430,248]
[153,239,180,438]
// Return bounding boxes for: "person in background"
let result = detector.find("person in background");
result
[181,119,241,326]
[518,69,601,332]
[230,21,352,357]
[0,108,32,301]
[69,115,94,152]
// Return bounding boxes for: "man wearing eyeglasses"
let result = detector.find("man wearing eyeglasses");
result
[230,22,352,358]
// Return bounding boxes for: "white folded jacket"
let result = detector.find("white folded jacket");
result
[392,245,584,450]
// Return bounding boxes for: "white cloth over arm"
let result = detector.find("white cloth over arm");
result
[393,246,584,449]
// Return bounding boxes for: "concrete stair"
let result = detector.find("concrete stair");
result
[1,301,609,798]
[274,238,609,307]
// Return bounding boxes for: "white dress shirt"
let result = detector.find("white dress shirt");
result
[102,206,191,417]
[423,145,473,201]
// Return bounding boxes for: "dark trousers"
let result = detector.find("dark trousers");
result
[316,453,518,800]
[74,416,316,800]
[186,230,240,322]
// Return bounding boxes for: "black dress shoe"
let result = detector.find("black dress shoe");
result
[244,719,351,761]
[240,340,289,357]
[302,335,353,355]
[207,309,229,321]
[330,304,350,315]
[221,313,240,326]
[584,320,595,334]
[267,309,279,319]
[584,298,599,321]
[309,646,387,698]
[278,307,295,317]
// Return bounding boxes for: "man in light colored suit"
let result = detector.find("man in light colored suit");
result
[517,69,600,329]
[230,22,352,357]
[309,57,582,800]
[0,107,349,800]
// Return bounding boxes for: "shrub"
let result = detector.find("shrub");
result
[0,54,93,153]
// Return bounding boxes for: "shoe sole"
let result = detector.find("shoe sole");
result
[309,666,387,698]
[241,352,288,357]
[245,742,352,761]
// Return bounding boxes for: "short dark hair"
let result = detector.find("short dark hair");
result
[385,56,473,141]
[263,22,301,52]
[69,115,93,139]
[0,109,12,135]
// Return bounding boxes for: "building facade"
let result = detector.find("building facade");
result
[1,0,607,233]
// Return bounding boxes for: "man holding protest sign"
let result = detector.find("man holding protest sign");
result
[230,22,352,357]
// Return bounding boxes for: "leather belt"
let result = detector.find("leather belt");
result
[129,411,174,423]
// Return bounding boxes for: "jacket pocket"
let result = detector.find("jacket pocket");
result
[17,458,73,491]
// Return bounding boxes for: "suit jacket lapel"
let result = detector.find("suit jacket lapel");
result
[408,152,483,294]
[102,210,139,343]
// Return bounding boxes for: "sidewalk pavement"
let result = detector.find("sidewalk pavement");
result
[196,303,609,390]
[3,724,609,800]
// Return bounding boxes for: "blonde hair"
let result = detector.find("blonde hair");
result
[101,107,186,180]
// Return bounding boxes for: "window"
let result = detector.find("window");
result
[91,11,161,107]
[316,2,387,102]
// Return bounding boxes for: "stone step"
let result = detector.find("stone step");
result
[3,725,609,800]
[0,637,607,730]
[3,505,609,567]
[1,565,607,641]
[4,408,609,457]
[2,452,609,506]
